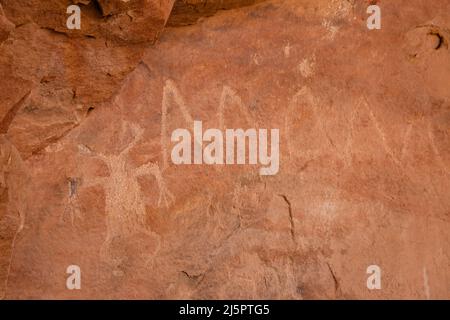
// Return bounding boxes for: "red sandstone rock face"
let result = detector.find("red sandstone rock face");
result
[167,0,266,26]
[2,0,174,43]
[1,0,450,299]
[0,0,176,159]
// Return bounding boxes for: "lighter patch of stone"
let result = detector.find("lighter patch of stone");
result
[322,19,339,40]
[284,42,291,58]
[423,267,431,299]
[297,56,316,78]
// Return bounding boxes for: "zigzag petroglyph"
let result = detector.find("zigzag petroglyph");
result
[283,86,447,175]
[162,80,281,175]
[161,79,255,170]
[163,80,447,175]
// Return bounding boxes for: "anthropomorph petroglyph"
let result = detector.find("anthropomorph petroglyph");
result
[77,122,173,260]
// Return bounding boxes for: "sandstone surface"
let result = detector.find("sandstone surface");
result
[0,0,449,299]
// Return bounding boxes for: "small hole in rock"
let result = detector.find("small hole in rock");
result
[87,106,95,115]
[429,31,446,50]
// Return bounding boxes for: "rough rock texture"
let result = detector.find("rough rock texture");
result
[2,0,175,43]
[0,0,176,159]
[167,0,266,26]
[1,0,450,299]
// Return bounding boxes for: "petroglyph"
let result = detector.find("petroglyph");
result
[0,139,26,299]
[400,123,414,161]
[218,86,254,130]
[61,177,82,226]
[77,122,172,261]
[343,102,358,168]
[58,79,448,270]
[285,86,316,159]
[284,90,448,178]
[284,42,291,58]
[363,98,402,166]
[362,97,449,173]
[322,19,339,40]
[162,80,255,170]
[161,80,195,169]
[427,119,449,174]
[297,56,316,78]
[135,162,175,209]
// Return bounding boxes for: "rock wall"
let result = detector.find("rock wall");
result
[0,0,449,299]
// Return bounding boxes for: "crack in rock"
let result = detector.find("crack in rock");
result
[278,194,296,243]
